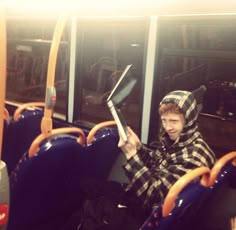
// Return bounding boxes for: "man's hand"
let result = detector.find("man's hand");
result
[118,127,142,160]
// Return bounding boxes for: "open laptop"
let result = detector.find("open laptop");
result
[107,64,137,142]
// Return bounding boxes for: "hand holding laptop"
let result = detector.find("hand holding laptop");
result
[118,127,142,160]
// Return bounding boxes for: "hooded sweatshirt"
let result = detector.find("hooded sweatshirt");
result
[123,90,216,212]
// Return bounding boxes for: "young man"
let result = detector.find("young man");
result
[118,90,216,212]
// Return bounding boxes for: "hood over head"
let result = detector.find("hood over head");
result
[159,90,200,146]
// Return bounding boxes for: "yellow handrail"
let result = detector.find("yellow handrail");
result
[87,120,116,145]
[0,3,10,230]
[205,151,236,187]
[13,102,45,121]
[41,16,67,137]
[29,127,86,157]
[162,167,210,217]
[0,2,7,160]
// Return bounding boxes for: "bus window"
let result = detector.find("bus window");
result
[6,18,70,116]
[160,15,236,51]
[150,15,236,155]
[74,18,148,135]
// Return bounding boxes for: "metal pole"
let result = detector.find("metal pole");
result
[0,1,10,229]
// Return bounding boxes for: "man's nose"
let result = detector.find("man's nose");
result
[165,122,173,131]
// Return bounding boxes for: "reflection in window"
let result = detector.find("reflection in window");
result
[76,19,147,134]
[160,20,236,51]
[6,19,69,115]
[159,56,236,120]
[149,16,236,152]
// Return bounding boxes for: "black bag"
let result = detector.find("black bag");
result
[62,181,146,230]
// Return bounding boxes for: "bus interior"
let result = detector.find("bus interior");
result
[0,1,236,230]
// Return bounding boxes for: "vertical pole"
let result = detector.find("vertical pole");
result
[0,1,10,229]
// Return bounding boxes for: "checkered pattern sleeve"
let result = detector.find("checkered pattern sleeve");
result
[123,143,215,212]
[123,153,168,211]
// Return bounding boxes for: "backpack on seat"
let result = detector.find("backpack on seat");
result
[62,181,146,230]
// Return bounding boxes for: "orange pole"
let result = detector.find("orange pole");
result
[0,2,6,160]
[41,16,67,137]
[0,3,9,230]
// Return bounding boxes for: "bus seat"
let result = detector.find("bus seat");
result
[2,102,44,174]
[168,64,206,92]
[192,84,207,114]
[139,204,163,229]
[140,152,236,230]
[85,57,118,93]
[86,120,116,145]
[140,167,210,230]
[107,152,130,183]
[84,121,121,181]
[8,128,86,230]
[84,68,121,105]
[2,107,10,145]
[208,151,236,189]
[191,151,236,230]
[8,123,123,230]
[89,122,130,184]
[4,107,9,121]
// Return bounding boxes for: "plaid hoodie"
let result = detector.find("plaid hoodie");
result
[123,90,216,212]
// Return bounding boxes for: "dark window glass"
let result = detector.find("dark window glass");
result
[160,17,236,51]
[75,18,148,134]
[158,56,236,119]
[6,19,70,115]
[150,15,236,153]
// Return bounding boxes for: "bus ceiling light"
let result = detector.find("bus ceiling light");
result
[5,0,168,16]
[6,0,236,17]
[130,43,140,47]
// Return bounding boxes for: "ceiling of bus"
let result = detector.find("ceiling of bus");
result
[4,0,236,18]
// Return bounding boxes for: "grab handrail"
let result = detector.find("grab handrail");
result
[205,151,236,187]
[0,2,10,229]
[162,167,210,217]
[28,127,85,157]
[13,102,45,121]
[87,120,116,145]
[40,16,67,137]
[0,2,7,160]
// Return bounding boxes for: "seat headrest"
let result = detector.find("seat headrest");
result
[192,85,207,105]
[192,85,207,114]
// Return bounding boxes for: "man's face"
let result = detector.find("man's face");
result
[160,112,185,141]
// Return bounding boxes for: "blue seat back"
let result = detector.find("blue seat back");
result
[140,181,211,230]
[212,161,236,189]
[8,127,121,230]
[140,156,236,230]
[82,128,120,180]
[192,160,236,230]
[8,134,84,230]
[2,109,43,174]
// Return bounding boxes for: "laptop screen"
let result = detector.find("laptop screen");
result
[107,64,137,142]
[107,64,136,106]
